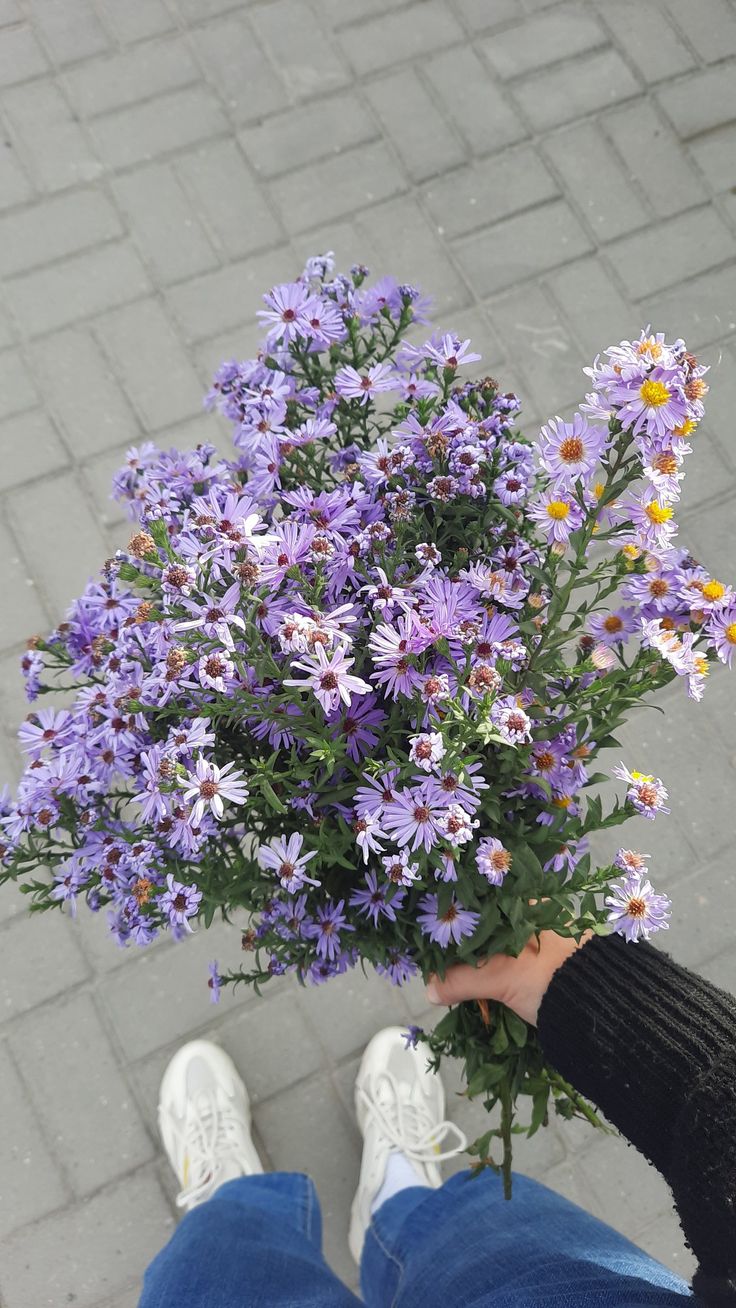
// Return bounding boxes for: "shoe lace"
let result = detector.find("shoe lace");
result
[173,1091,246,1209]
[357,1070,467,1165]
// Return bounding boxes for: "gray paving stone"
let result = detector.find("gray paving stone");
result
[2,79,103,192]
[251,0,349,100]
[26,0,109,65]
[353,194,471,314]
[195,15,288,124]
[511,48,640,131]
[0,517,47,649]
[62,35,199,118]
[543,121,649,242]
[89,85,228,171]
[99,915,254,1059]
[94,0,174,44]
[689,124,736,195]
[454,0,524,30]
[545,255,635,354]
[316,0,414,27]
[94,299,204,433]
[481,3,607,79]
[165,246,291,344]
[575,1132,677,1243]
[175,139,282,260]
[603,100,706,218]
[661,0,736,63]
[254,1070,362,1288]
[294,967,413,1060]
[240,91,377,179]
[0,1043,68,1237]
[31,328,138,459]
[0,137,34,209]
[637,265,736,350]
[0,21,48,86]
[112,163,218,286]
[422,145,557,240]
[0,909,89,1024]
[455,198,593,296]
[7,470,108,614]
[0,0,22,23]
[0,408,68,492]
[338,1,464,76]
[10,991,154,1194]
[5,242,151,338]
[365,69,465,183]
[686,494,736,579]
[488,282,587,416]
[596,0,694,83]
[424,45,528,155]
[269,139,407,235]
[657,63,736,139]
[0,347,37,418]
[0,1168,174,1308]
[0,189,122,278]
[637,1210,696,1282]
[606,206,736,300]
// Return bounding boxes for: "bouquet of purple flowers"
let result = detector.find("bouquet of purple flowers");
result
[3,254,734,1190]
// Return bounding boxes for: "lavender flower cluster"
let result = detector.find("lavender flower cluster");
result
[1,257,732,1053]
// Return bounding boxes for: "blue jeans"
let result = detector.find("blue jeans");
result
[139,1171,693,1306]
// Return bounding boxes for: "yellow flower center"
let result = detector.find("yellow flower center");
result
[645,501,673,525]
[640,379,671,408]
[694,656,709,677]
[547,500,570,520]
[673,419,696,438]
[553,795,571,808]
[725,622,736,646]
[638,338,662,360]
[702,580,725,602]
[631,771,654,783]
[621,543,640,560]
[593,481,605,500]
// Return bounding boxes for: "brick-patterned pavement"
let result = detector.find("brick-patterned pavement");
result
[1,0,735,1302]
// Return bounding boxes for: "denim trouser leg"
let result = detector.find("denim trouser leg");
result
[139,1169,694,1307]
[361,1170,694,1307]
[138,1173,360,1308]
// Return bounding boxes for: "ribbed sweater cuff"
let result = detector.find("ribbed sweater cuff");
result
[537,933,736,1176]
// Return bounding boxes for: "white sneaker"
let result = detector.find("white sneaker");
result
[158,1039,263,1211]
[348,1026,467,1263]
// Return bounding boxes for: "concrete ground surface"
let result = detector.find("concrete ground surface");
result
[0,0,735,1302]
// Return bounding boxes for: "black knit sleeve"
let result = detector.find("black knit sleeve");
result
[537,933,736,1304]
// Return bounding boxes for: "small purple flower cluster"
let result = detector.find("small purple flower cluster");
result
[1,261,731,1003]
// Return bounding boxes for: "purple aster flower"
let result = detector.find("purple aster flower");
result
[197,649,236,692]
[160,873,202,930]
[609,365,688,442]
[304,899,354,961]
[408,731,446,773]
[605,870,671,942]
[476,837,512,886]
[257,281,310,345]
[349,870,405,925]
[375,951,417,985]
[381,848,421,887]
[207,960,222,1004]
[334,361,396,405]
[613,763,670,819]
[707,603,736,668]
[623,495,677,551]
[258,833,320,893]
[285,643,372,715]
[436,804,478,846]
[352,809,386,863]
[528,490,585,544]
[538,413,607,486]
[181,756,249,824]
[383,783,444,852]
[424,334,481,370]
[614,849,650,874]
[490,696,533,746]
[494,469,530,505]
[401,1024,424,1049]
[17,708,74,758]
[417,893,479,947]
[587,607,638,647]
[329,694,386,762]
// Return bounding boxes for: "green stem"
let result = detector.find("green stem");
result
[500,1080,513,1200]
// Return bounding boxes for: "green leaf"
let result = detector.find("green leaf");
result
[504,1009,528,1048]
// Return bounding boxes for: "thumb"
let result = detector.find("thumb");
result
[426,954,513,1007]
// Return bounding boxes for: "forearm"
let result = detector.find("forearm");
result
[538,933,736,1298]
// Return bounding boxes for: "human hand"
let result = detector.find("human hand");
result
[426,929,593,1026]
